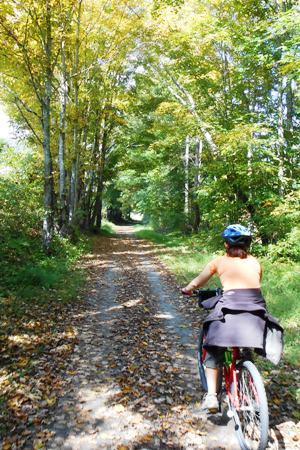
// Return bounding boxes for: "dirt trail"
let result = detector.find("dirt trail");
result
[40,227,238,450]
[33,227,298,450]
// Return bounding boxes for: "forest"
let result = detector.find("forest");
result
[0,0,299,446]
[0,0,299,252]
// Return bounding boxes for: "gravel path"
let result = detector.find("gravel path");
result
[41,227,298,450]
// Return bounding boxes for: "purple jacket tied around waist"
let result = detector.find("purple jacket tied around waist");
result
[202,288,284,364]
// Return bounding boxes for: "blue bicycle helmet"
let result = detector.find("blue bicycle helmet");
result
[222,224,252,246]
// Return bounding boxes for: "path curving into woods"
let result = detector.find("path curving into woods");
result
[16,226,298,450]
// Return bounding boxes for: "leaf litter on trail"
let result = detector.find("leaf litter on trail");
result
[0,291,88,447]
[2,234,299,450]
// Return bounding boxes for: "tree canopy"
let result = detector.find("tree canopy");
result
[0,0,299,255]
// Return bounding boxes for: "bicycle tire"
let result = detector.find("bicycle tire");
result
[197,328,208,391]
[230,360,269,450]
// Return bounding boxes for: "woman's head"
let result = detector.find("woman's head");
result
[221,224,252,259]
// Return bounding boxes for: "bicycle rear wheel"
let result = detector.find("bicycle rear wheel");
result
[197,328,208,391]
[231,360,269,450]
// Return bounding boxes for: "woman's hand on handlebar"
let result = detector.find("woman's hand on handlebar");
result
[181,287,193,296]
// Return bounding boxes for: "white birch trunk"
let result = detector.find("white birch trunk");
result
[194,137,202,188]
[192,137,202,231]
[42,0,55,252]
[277,76,287,196]
[69,0,82,224]
[247,142,253,203]
[58,40,68,232]
[184,136,190,215]
[150,65,219,157]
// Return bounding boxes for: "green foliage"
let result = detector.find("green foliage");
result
[257,190,300,245]
[268,227,300,262]
[107,0,299,255]
[0,144,43,236]
[100,221,116,237]
[0,232,87,302]
[135,227,187,246]
[0,142,87,303]
[262,258,300,365]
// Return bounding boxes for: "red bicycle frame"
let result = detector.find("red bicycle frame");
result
[224,347,241,411]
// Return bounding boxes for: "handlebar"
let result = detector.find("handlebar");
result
[193,288,223,301]
[182,288,222,299]
[182,288,223,308]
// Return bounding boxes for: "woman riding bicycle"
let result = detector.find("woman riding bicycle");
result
[182,224,282,413]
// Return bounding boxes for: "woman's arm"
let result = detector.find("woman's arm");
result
[182,263,214,294]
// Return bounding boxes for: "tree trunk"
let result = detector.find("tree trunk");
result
[275,0,294,194]
[58,39,68,234]
[165,72,219,157]
[184,136,190,216]
[92,126,108,230]
[84,116,101,229]
[285,80,294,137]
[218,42,231,125]
[285,79,294,177]
[42,0,55,253]
[192,137,202,231]
[69,155,79,223]
[69,0,82,224]
[277,76,287,196]
[77,123,88,209]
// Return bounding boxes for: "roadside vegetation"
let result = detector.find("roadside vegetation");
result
[0,142,88,304]
[0,141,95,437]
[99,221,117,237]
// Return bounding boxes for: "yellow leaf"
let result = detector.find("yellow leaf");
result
[17,356,29,367]
[3,442,12,450]
[33,440,45,450]
[45,396,57,407]
[140,434,152,443]
[123,386,133,393]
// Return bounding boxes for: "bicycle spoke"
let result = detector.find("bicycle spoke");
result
[240,370,261,444]
[231,361,269,450]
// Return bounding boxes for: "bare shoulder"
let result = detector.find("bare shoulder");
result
[206,255,223,273]
[210,255,224,264]
[248,254,261,266]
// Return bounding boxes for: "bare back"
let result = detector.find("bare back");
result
[208,254,262,291]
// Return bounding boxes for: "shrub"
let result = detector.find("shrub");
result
[267,227,300,262]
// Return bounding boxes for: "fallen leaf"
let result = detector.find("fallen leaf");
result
[33,440,45,450]
[45,396,57,407]
[2,442,12,450]
[140,433,152,443]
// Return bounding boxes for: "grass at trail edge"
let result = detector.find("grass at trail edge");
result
[100,221,117,237]
[134,226,300,367]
